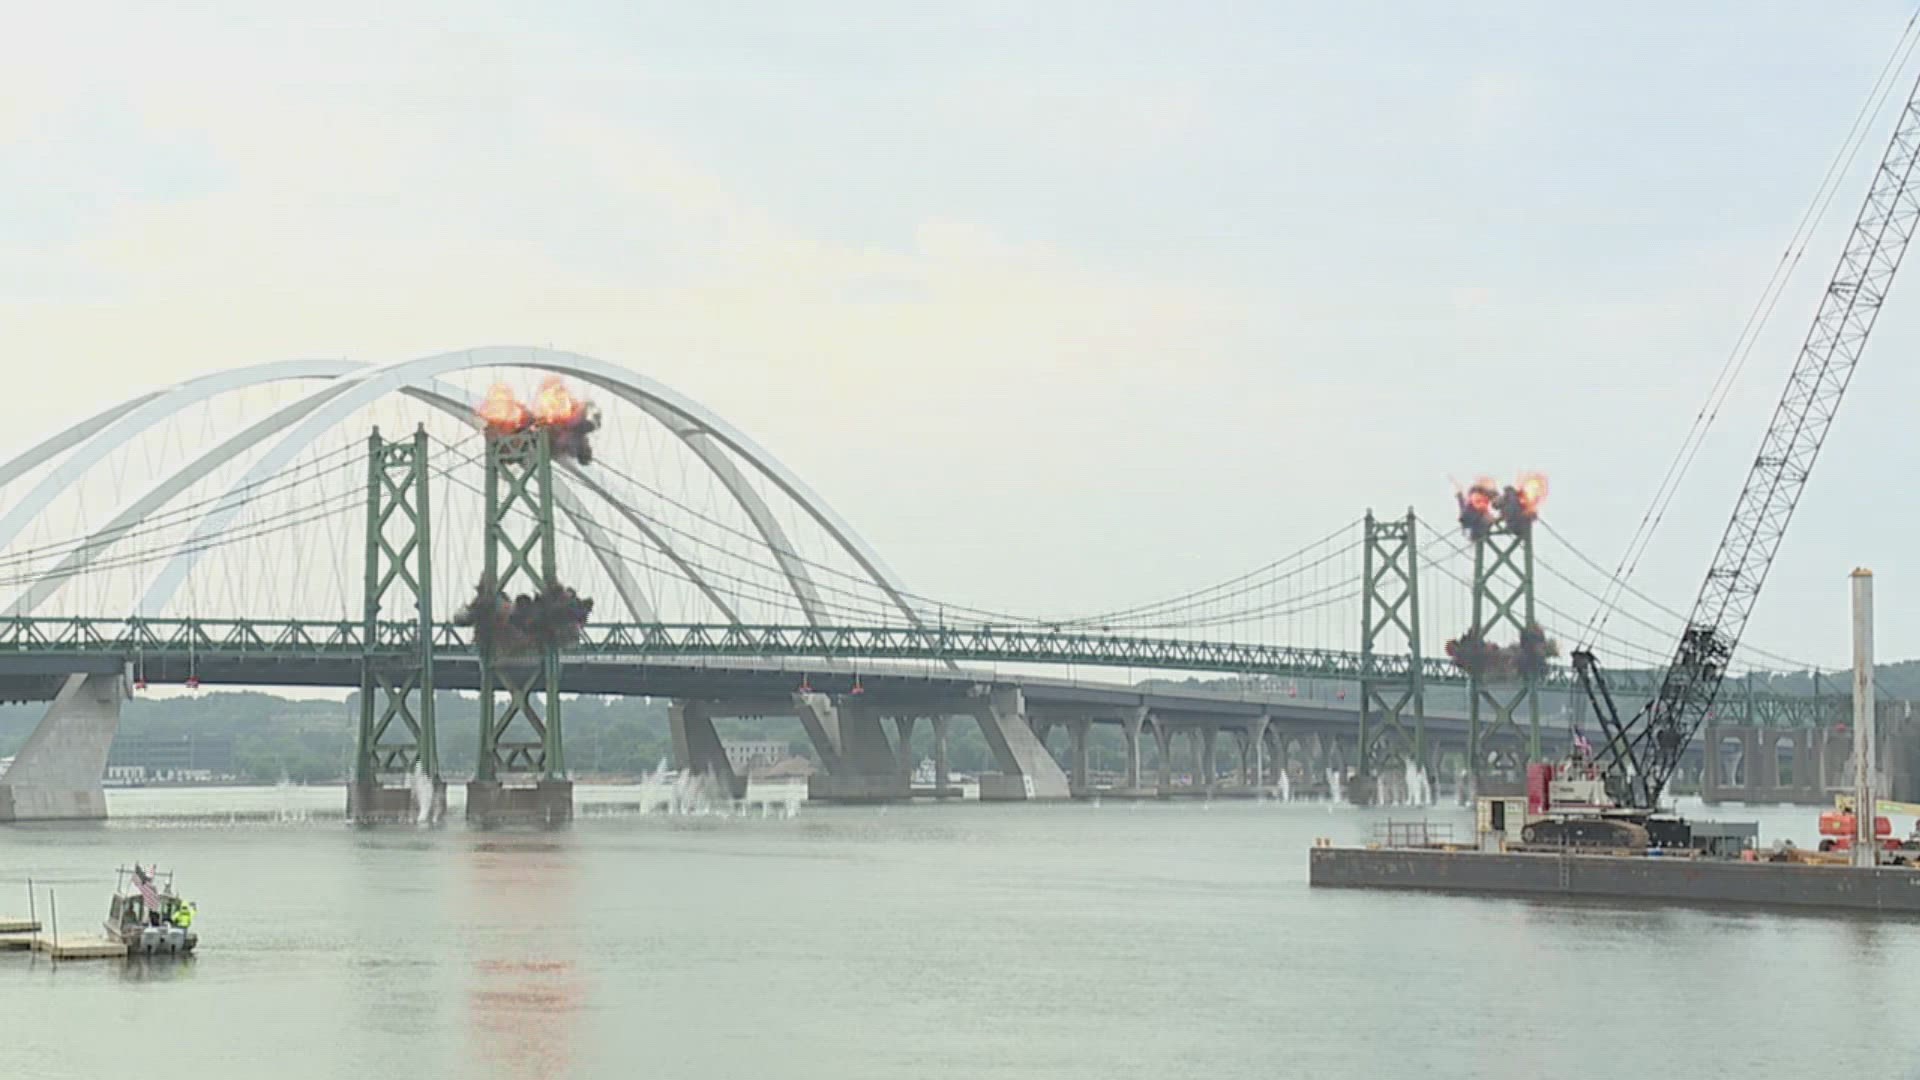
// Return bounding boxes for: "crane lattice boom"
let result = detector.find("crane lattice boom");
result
[1588,72,1920,810]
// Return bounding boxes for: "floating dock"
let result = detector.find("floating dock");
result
[1309,844,1920,915]
[30,935,126,959]
[0,919,126,958]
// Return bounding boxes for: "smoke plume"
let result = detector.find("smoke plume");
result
[455,577,596,655]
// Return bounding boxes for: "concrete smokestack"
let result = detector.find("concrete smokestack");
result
[1852,568,1877,869]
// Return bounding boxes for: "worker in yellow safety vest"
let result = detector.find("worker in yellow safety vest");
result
[170,902,194,930]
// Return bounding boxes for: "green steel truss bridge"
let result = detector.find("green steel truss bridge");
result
[0,348,1857,802]
[0,614,1842,727]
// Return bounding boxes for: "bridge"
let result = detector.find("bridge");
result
[0,347,1881,823]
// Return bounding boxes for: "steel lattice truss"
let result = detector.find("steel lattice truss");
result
[1597,74,1920,808]
[0,614,1849,726]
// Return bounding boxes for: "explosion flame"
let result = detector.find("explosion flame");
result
[1456,478,1500,541]
[477,384,531,435]
[1456,471,1548,540]
[473,376,602,464]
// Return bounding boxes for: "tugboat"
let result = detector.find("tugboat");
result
[104,864,198,956]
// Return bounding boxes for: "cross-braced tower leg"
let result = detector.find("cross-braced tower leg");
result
[468,427,573,827]
[351,426,446,824]
[1467,521,1539,793]
[1357,508,1425,804]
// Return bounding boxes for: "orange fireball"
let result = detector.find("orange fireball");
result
[476,383,531,433]
[531,375,584,427]
[1516,471,1549,513]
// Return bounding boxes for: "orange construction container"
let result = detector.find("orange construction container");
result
[1819,811,1891,837]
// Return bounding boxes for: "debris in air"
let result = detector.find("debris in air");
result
[475,376,601,465]
[1445,623,1559,679]
[455,577,596,654]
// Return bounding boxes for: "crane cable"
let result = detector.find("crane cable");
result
[1581,12,1920,648]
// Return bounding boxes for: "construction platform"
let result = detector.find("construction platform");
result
[0,929,126,958]
[1309,844,1920,915]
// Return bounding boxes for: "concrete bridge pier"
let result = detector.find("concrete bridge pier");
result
[970,687,1070,801]
[893,715,918,784]
[467,778,573,828]
[792,692,844,775]
[1704,710,1920,805]
[669,701,747,799]
[1068,718,1092,796]
[0,669,128,822]
[1243,715,1269,789]
[806,696,909,802]
[1152,716,1175,797]
[930,715,956,797]
[348,776,447,826]
[1197,724,1219,795]
[1265,725,1289,789]
[1122,708,1147,792]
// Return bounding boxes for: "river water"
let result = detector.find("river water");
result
[3,787,1917,1080]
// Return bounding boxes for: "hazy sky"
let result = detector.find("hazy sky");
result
[5,2,1920,667]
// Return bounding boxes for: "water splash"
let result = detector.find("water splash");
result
[1325,768,1344,805]
[409,763,436,826]
[637,759,722,815]
[632,759,802,819]
[1402,760,1433,807]
[1276,770,1292,803]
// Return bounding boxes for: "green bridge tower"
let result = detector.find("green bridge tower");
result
[350,426,444,824]
[1357,509,1425,799]
[1466,517,1540,790]
[468,425,574,826]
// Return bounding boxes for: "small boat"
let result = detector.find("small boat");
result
[104,864,198,956]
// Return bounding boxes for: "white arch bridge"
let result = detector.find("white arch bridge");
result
[0,348,1849,822]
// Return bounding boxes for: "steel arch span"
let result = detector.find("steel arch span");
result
[0,348,927,630]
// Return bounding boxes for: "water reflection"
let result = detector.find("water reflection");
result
[119,954,196,983]
[466,834,583,1080]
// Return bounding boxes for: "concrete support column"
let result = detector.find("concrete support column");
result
[1122,708,1147,791]
[932,715,952,796]
[1796,729,1819,800]
[1755,728,1782,792]
[0,669,127,822]
[1248,715,1269,788]
[893,715,918,781]
[1068,717,1091,796]
[1198,725,1219,794]
[669,700,746,799]
[1702,722,1723,802]
[1152,717,1174,797]
[969,686,1071,801]
[806,697,908,803]
[792,692,844,775]
[837,700,900,775]
[1233,730,1252,786]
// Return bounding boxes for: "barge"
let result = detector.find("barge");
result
[1308,787,1920,916]
[1309,842,1920,915]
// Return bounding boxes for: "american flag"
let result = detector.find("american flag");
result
[131,864,161,908]
[1572,729,1593,757]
